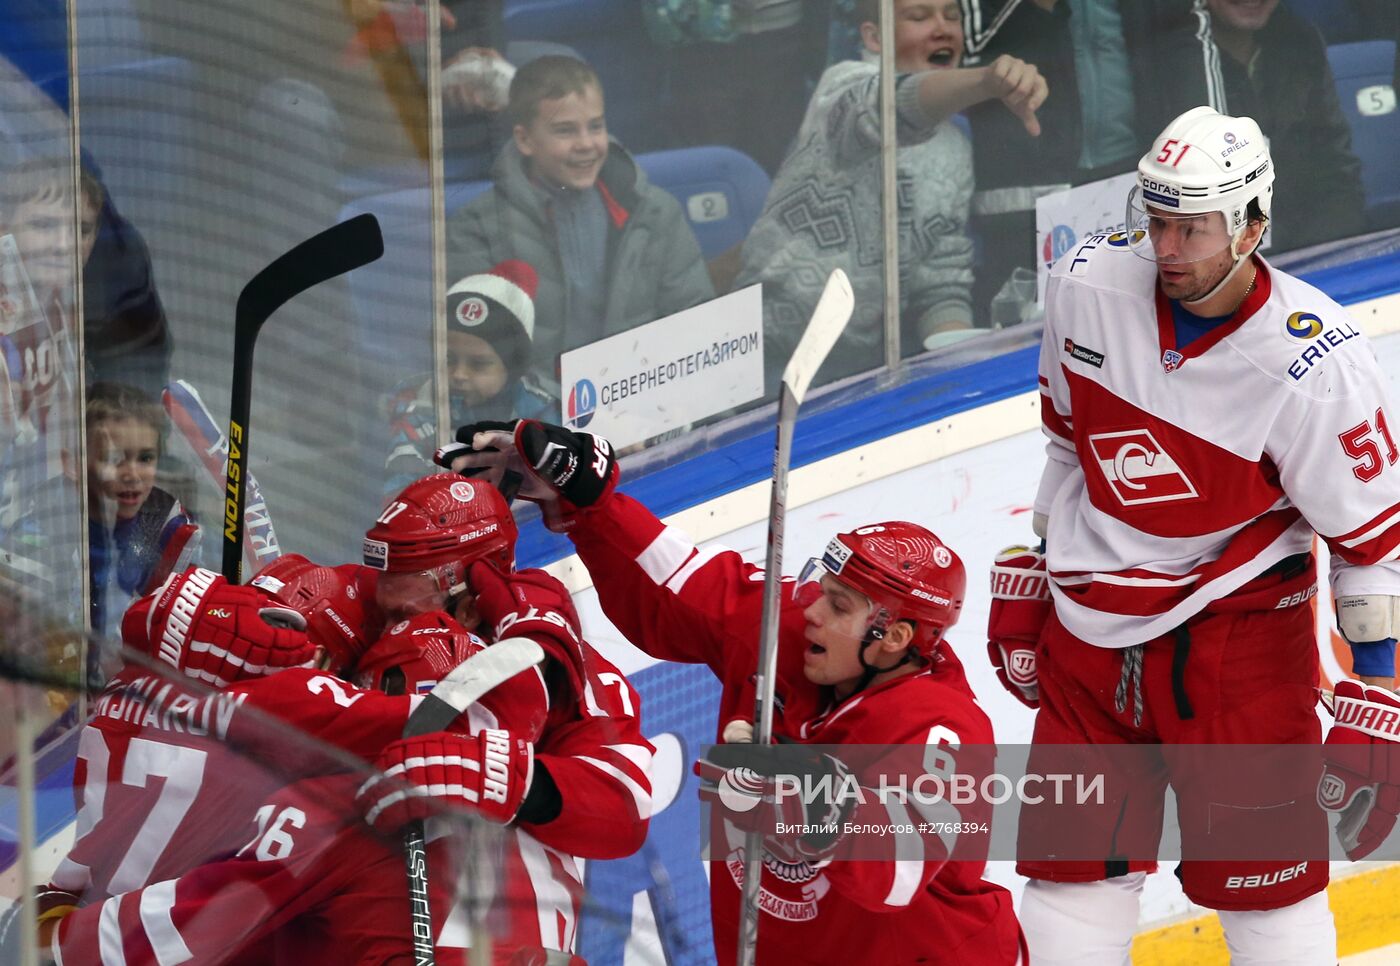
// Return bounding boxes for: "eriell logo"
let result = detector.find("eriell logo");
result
[1087,429,1199,506]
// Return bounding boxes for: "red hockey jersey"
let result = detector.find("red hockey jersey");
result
[1038,239,1400,646]
[51,647,649,963]
[569,494,1022,964]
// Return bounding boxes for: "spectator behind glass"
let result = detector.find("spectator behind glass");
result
[384,259,550,496]
[446,55,714,409]
[79,165,172,398]
[1207,0,1367,250]
[734,0,1047,391]
[82,382,195,643]
[643,0,825,174]
[958,0,1079,325]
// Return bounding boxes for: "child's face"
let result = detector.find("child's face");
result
[514,84,609,191]
[5,191,75,295]
[447,331,509,406]
[88,417,158,521]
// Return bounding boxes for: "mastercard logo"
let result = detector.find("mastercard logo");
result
[1285,312,1324,340]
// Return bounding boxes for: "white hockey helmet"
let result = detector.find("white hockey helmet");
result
[1126,106,1273,267]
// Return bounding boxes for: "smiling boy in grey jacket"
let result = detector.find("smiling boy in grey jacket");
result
[447,55,714,408]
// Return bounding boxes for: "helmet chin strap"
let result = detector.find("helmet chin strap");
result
[1181,222,1264,309]
[850,620,921,698]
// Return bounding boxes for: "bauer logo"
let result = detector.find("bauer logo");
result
[362,537,389,570]
[566,378,597,430]
[1087,429,1200,506]
[1285,311,1324,340]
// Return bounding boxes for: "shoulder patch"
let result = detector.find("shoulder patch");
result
[1282,310,1364,382]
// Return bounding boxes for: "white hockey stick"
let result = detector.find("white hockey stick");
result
[737,270,853,966]
[398,636,545,965]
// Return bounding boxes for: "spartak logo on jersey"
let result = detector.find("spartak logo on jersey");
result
[1088,429,1200,506]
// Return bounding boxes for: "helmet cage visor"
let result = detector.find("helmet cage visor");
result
[1125,186,1238,266]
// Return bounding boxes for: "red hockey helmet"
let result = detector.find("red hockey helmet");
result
[250,554,370,673]
[805,522,966,658]
[362,474,517,593]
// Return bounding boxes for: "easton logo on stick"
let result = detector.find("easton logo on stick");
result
[224,422,244,542]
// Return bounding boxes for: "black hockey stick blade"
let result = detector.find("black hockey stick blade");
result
[399,636,544,964]
[222,214,384,581]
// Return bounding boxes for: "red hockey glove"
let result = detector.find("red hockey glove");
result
[357,729,534,833]
[122,567,317,687]
[467,562,584,689]
[1319,680,1400,859]
[986,545,1052,708]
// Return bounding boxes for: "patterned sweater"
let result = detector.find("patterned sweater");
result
[735,59,975,386]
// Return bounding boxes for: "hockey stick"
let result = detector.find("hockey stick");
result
[397,636,545,966]
[222,213,384,582]
[736,269,853,966]
[164,380,283,572]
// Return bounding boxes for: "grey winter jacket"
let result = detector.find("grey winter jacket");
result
[735,60,975,388]
[446,139,714,404]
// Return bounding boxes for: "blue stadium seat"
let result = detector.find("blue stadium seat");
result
[338,180,491,384]
[502,0,668,152]
[636,146,771,259]
[1326,40,1400,228]
[1286,0,1365,44]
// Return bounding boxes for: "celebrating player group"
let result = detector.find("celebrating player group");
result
[13,103,1400,965]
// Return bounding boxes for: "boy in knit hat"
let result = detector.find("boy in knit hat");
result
[384,259,550,496]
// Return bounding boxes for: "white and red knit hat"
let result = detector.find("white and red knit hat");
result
[445,260,538,376]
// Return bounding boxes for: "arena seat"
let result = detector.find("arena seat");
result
[502,0,668,152]
[634,145,772,259]
[338,179,492,385]
[1327,40,1400,228]
[1285,0,1366,44]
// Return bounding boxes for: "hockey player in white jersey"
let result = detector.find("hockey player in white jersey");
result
[987,106,1400,964]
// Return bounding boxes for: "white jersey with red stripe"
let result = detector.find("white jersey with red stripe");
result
[1036,235,1400,647]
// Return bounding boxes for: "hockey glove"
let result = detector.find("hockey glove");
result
[122,567,317,687]
[1319,680,1400,860]
[357,729,534,832]
[986,545,1052,708]
[469,562,582,642]
[696,740,854,862]
[435,419,531,501]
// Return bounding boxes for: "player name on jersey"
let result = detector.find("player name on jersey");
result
[92,673,248,740]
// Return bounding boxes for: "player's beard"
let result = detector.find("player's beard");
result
[1159,254,1231,304]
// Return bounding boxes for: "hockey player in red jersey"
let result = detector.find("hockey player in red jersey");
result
[983,106,1400,964]
[44,474,650,963]
[437,420,1024,964]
